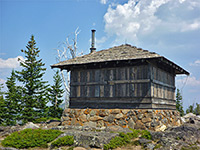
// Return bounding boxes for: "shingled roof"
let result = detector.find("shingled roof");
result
[51,44,189,75]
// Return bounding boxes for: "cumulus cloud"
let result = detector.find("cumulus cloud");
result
[177,76,200,87]
[0,56,24,69]
[190,60,200,66]
[100,0,107,5]
[104,0,200,43]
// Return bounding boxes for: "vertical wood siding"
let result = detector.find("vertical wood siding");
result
[70,65,151,98]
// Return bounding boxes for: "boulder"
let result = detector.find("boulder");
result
[79,114,87,122]
[103,115,115,123]
[110,109,121,114]
[183,113,196,118]
[115,113,124,119]
[23,122,39,129]
[99,110,109,117]
[128,118,135,129]
[134,120,146,130]
[55,130,119,148]
[83,121,96,128]
[0,147,19,150]
[137,114,144,120]
[90,116,103,121]
[46,120,61,128]
[141,117,152,123]
[155,125,167,132]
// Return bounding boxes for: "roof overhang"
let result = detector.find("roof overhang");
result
[51,57,189,76]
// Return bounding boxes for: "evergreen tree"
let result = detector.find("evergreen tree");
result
[194,103,200,115]
[48,70,64,118]
[0,84,7,126]
[186,104,194,114]
[4,70,21,125]
[176,89,184,116]
[16,35,49,123]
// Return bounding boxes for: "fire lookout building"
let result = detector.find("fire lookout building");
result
[51,32,189,110]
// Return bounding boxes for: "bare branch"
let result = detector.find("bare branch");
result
[54,27,81,108]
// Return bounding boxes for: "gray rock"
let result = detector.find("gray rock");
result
[83,121,96,128]
[0,147,19,150]
[183,113,196,118]
[127,110,134,117]
[161,118,168,124]
[103,115,115,123]
[99,110,109,117]
[90,110,97,117]
[23,122,39,129]
[105,126,132,134]
[151,124,200,150]
[53,130,119,148]
[118,120,126,126]
[137,114,144,120]
[128,118,135,129]
[115,113,123,119]
[132,116,138,122]
[138,138,152,145]
[145,143,155,150]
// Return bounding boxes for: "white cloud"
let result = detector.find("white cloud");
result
[104,0,200,43]
[96,36,107,49]
[100,0,108,5]
[0,56,24,69]
[181,20,200,32]
[190,60,200,66]
[177,76,200,86]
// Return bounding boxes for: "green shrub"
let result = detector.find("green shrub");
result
[103,129,153,149]
[119,132,131,143]
[1,128,62,149]
[131,140,140,146]
[104,136,126,150]
[127,129,140,138]
[154,143,162,149]
[51,135,74,147]
[67,146,75,150]
[34,117,61,123]
[141,130,152,140]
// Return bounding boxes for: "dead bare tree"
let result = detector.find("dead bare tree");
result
[55,27,81,109]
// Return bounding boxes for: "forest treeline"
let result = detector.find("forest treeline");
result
[176,89,200,116]
[0,35,64,126]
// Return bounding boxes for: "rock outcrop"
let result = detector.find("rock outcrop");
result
[0,113,200,150]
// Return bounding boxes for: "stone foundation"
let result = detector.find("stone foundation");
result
[61,108,182,131]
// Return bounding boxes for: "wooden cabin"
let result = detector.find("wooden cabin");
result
[51,44,189,110]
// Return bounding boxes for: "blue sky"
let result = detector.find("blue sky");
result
[0,0,200,110]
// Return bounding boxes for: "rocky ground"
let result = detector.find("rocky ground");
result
[0,113,200,150]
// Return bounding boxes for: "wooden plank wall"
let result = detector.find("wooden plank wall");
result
[70,65,150,98]
[151,66,175,100]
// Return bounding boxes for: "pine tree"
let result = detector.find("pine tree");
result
[186,104,194,114]
[4,70,21,125]
[176,89,184,116]
[16,35,49,123]
[0,84,7,126]
[194,103,200,115]
[48,70,64,118]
